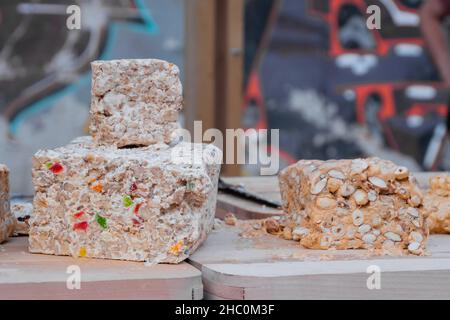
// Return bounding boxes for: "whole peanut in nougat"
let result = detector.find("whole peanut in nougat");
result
[29,137,221,263]
[0,164,16,243]
[90,59,183,147]
[279,158,429,255]
[425,174,450,234]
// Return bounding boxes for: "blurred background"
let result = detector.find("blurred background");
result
[0,0,449,194]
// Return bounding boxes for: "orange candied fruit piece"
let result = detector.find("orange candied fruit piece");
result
[91,183,103,193]
[169,240,184,255]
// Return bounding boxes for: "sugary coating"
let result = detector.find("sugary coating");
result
[279,158,429,255]
[425,174,450,234]
[0,164,16,243]
[29,137,221,263]
[11,198,33,236]
[90,59,183,147]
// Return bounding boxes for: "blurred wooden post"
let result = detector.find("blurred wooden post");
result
[185,0,244,176]
[185,0,217,132]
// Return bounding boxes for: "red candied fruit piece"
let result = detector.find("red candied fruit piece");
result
[73,221,88,231]
[130,183,138,193]
[132,215,144,225]
[134,203,142,214]
[49,162,64,174]
[74,211,85,219]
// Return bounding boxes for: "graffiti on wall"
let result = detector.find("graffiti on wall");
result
[243,0,448,175]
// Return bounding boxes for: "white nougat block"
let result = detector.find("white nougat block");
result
[29,137,221,263]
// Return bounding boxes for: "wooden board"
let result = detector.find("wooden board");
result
[216,172,443,219]
[216,176,283,219]
[189,226,450,300]
[203,172,450,299]
[0,237,203,300]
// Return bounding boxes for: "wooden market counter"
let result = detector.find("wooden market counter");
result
[0,172,448,299]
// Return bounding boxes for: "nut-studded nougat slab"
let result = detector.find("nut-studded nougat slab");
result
[90,59,183,147]
[29,137,221,263]
[425,174,450,234]
[279,158,429,255]
[0,164,15,243]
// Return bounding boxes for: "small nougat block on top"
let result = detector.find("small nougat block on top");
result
[279,158,429,255]
[0,164,15,243]
[425,174,450,234]
[29,137,221,263]
[90,59,183,147]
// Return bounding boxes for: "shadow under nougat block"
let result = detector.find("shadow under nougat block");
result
[29,137,221,263]
[279,158,429,255]
[0,164,15,243]
[90,59,183,147]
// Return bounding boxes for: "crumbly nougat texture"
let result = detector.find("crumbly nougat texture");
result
[11,198,33,236]
[425,174,450,234]
[29,137,221,263]
[0,164,16,243]
[279,158,429,255]
[89,59,183,147]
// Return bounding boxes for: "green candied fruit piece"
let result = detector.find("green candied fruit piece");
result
[45,162,53,169]
[186,181,195,190]
[122,195,134,208]
[95,213,108,229]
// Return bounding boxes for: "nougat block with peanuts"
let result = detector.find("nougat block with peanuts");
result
[0,164,16,243]
[90,59,183,147]
[279,158,429,255]
[425,174,450,234]
[29,137,221,263]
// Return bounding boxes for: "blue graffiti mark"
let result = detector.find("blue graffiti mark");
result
[10,0,159,134]
[135,0,159,33]
[99,0,159,60]
[10,74,91,134]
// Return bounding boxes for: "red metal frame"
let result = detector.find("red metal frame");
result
[350,82,447,124]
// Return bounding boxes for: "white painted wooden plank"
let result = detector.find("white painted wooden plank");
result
[204,291,231,300]
[201,266,450,299]
[0,237,203,299]
[242,270,450,299]
[205,258,450,278]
